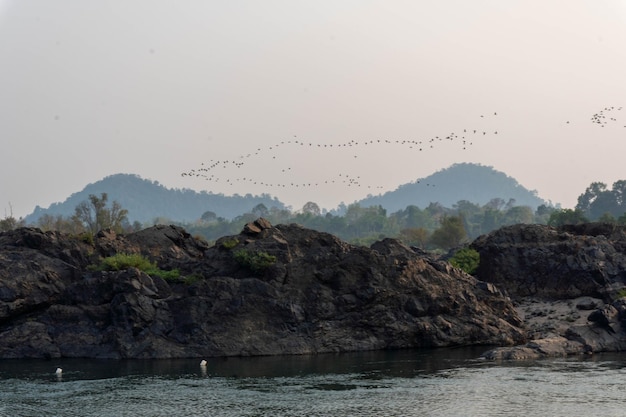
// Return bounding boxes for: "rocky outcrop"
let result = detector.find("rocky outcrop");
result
[0,220,525,359]
[471,223,626,300]
[472,223,626,360]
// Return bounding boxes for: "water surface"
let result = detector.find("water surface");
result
[1,348,624,416]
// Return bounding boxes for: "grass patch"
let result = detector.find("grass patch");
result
[234,249,276,273]
[78,232,95,245]
[449,248,480,275]
[183,273,203,285]
[221,238,240,249]
[89,253,180,281]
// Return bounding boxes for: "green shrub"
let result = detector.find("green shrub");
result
[92,253,151,271]
[233,249,276,273]
[152,268,181,281]
[221,238,240,249]
[183,273,203,285]
[90,253,180,281]
[449,248,480,275]
[78,232,94,245]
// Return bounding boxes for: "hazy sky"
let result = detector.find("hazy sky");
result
[1,0,625,218]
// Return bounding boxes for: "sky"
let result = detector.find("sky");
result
[1,0,625,218]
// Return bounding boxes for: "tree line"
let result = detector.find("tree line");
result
[1,193,134,236]
[3,179,626,251]
[179,198,554,250]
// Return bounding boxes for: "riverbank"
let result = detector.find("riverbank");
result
[2,220,626,360]
[0,220,524,359]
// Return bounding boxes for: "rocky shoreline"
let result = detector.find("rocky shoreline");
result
[472,223,626,360]
[1,220,625,360]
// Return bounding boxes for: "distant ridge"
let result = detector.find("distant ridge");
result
[24,173,286,225]
[357,163,547,212]
[24,164,548,226]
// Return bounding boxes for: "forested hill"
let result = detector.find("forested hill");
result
[24,174,286,224]
[357,163,547,212]
[23,164,547,227]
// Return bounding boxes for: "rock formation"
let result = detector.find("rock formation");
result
[472,223,626,360]
[0,220,525,359]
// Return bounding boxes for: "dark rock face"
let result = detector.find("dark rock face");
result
[0,220,525,359]
[472,223,626,359]
[471,223,626,300]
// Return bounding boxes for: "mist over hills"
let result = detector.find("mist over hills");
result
[24,163,549,226]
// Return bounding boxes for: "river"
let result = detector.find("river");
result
[1,347,624,416]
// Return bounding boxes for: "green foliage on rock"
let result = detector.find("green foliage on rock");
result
[449,248,480,275]
[77,232,95,245]
[233,249,277,273]
[182,273,203,285]
[221,238,240,249]
[90,253,180,281]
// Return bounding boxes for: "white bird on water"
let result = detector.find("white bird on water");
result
[55,368,63,375]
[200,360,207,366]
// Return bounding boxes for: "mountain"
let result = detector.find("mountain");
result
[24,174,286,225]
[24,164,548,226]
[356,163,547,212]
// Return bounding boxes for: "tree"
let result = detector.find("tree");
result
[0,203,24,231]
[598,212,616,224]
[251,203,269,218]
[429,215,468,250]
[267,206,292,225]
[484,198,506,211]
[344,203,364,225]
[480,207,501,235]
[576,181,621,220]
[200,210,218,223]
[453,200,482,238]
[359,205,387,233]
[577,182,606,214]
[0,215,22,232]
[547,209,588,226]
[72,193,128,234]
[502,206,534,225]
[535,204,555,224]
[392,205,435,231]
[398,227,429,248]
[612,180,626,207]
[36,213,82,233]
[504,198,516,211]
[424,202,446,221]
[302,201,321,216]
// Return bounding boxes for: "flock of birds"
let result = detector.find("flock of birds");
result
[181,107,624,194]
[589,106,625,127]
[182,113,500,191]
